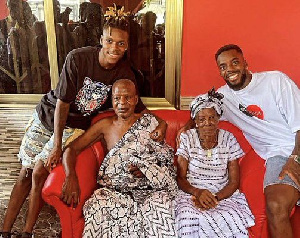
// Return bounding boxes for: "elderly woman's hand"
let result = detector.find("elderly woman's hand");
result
[193,188,218,210]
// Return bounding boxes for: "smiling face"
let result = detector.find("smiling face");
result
[112,79,138,119]
[195,108,220,137]
[99,27,129,69]
[217,49,251,90]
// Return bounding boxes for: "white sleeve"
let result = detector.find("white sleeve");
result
[277,72,300,133]
[227,132,245,161]
[176,132,190,161]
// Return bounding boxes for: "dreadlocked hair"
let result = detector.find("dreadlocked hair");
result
[103,4,130,33]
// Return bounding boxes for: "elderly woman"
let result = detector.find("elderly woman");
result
[175,89,255,237]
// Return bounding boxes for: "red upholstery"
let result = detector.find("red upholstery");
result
[42,143,104,238]
[42,110,300,238]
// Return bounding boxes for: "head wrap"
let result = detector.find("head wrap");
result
[190,88,224,119]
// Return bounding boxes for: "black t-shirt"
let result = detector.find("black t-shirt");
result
[36,46,146,131]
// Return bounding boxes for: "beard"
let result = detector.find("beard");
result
[225,71,247,90]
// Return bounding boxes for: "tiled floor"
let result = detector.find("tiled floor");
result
[0,108,34,200]
[0,107,61,237]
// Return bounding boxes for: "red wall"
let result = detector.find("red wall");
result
[0,0,9,20]
[181,0,300,96]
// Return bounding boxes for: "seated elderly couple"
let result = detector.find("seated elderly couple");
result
[59,79,255,237]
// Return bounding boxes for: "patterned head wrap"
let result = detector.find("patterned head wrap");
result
[190,88,224,120]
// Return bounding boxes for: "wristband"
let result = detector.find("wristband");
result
[291,154,300,164]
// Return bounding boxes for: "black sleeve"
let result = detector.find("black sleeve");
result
[129,71,146,112]
[54,51,78,103]
[128,66,146,113]
[135,93,146,113]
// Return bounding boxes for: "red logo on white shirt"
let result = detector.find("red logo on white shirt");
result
[239,104,264,120]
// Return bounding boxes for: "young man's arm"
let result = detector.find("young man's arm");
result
[176,119,195,147]
[44,99,70,171]
[60,119,107,208]
[277,75,300,187]
[44,50,79,171]
[141,108,168,142]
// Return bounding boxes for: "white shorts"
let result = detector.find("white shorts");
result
[18,110,84,169]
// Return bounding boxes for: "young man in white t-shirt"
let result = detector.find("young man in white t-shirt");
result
[215,44,300,238]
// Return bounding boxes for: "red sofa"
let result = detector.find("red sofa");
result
[42,110,300,238]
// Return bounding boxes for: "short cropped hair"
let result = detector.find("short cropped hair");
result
[112,79,137,95]
[215,44,243,61]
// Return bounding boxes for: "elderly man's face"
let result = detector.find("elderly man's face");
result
[195,108,219,136]
[112,80,138,119]
[217,49,250,91]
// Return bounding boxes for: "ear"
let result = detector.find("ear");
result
[245,60,249,70]
[100,35,103,45]
[134,95,138,106]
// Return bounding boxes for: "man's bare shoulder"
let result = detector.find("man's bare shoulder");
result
[93,115,117,128]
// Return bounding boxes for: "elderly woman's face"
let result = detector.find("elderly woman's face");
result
[195,108,219,135]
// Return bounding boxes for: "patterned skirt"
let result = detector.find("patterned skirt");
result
[83,188,177,238]
[175,191,255,238]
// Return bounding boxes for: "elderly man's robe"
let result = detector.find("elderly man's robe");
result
[82,114,177,238]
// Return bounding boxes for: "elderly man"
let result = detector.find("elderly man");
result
[61,79,177,238]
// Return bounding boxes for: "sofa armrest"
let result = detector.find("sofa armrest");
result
[42,142,105,238]
[238,149,267,237]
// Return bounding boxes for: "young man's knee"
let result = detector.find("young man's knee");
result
[16,168,33,185]
[266,194,292,219]
[266,199,286,215]
[265,185,297,211]
[32,163,49,185]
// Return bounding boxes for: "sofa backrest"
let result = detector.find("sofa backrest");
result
[92,109,251,153]
[151,110,191,149]
[91,110,190,150]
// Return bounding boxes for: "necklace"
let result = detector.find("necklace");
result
[201,142,217,158]
[198,131,218,158]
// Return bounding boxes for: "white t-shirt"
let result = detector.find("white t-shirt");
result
[218,71,300,160]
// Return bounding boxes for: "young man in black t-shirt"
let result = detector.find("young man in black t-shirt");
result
[1,6,167,238]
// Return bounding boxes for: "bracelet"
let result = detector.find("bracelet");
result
[290,154,300,164]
